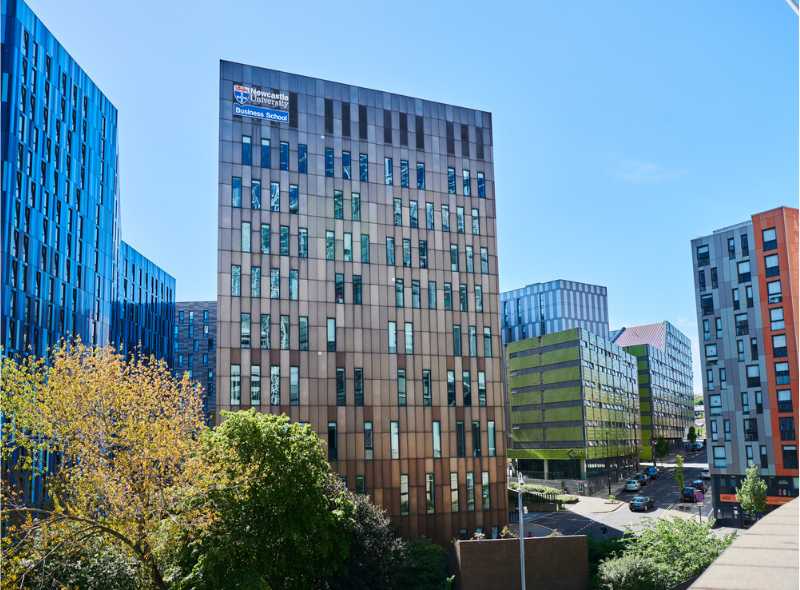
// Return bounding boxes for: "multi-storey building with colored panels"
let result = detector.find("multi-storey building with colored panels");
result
[174,301,217,423]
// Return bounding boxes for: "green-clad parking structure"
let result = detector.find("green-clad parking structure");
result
[506,328,641,482]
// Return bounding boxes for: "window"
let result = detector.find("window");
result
[460,286,469,312]
[466,472,475,511]
[354,368,364,407]
[463,370,472,406]
[724,419,731,441]
[341,102,351,136]
[351,192,361,220]
[388,321,397,353]
[384,157,393,185]
[719,367,728,389]
[425,473,435,514]
[703,319,711,341]
[768,280,782,304]
[756,390,763,414]
[326,231,335,260]
[240,313,251,347]
[288,366,299,405]
[359,104,368,139]
[386,237,395,265]
[268,365,279,405]
[478,371,487,406]
[746,285,754,307]
[712,446,726,469]
[737,339,745,362]
[474,286,484,312]
[735,313,749,336]
[744,418,758,442]
[477,171,486,197]
[462,169,471,196]
[760,445,769,469]
[416,162,426,189]
[403,239,411,267]
[745,445,755,466]
[280,315,289,349]
[279,225,290,255]
[268,268,278,298]
[783,446,798,469]
[453,325,462,356]
[231,265,241,296]
[741,233,749,256]
[483,328,493,357]
[395,279,404,307]
[353,275,363,305]
[433,421,441,458]
[328,422,337,461]
[342,151,351,179]
[709,393,721,415]
[324,98,334,133]
[468,325,477,356]
[732,288,740,310]
[704,343,717,359]
[230,364,241,405]
[343,233,352,262]
[325,147,334,177]
[737,261,751,283]
[391,421,400,459]
[447,370,457,407]
[700,294,714,315]
[359,153,368,182]
[298,316,308,351]
[471,208,480,235]
[765,254,779,277]
[488,420,496,456]
[696,244,710,266]
[334,190,344,219]
[400,159,409,187]
[250,365,261,404]
[779,417,795,441]
[364,420,373,459]
[260,314,271,349]
[746,365,760,387]
[409,200,418,228]
[444,283,453,310]
[400,474,409,515]
[232,176,242,207]
[775,362,790,385]
[450,473,460,512]
[298,144,307,173]
[447,167,457,194]
[698,270,706,291]
[418,240,428,269]
[777,390,793,413]
[456,207,465,233]
[327,318,336,352]
[727,237,735,259]
[335,273,345,304]
[241,221,251,252]
[710,267,718,288]
[383,108,392,143]
[336,367,346,406]
[770,307,785,330]
[270,181,280,212]
[450,245,459,271]
[298,228,308,258]
[241,136,251,165]
[772,334,787,357]
[405,323,414,354]
[480,248,489,274]
[481,472,491,510]
[279,141,289,170]
[710,420,718,442]
[412,280,421,308]
[471,420,482,457]
[762,227,777,250]
[465,246,474,273]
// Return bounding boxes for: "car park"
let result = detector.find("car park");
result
[691,479,706,492]
[625,479,641,492]
[682,486,698,502]
[629,495,655,512]
[645,466,658,479]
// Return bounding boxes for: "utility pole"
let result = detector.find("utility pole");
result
[516,461,527,590]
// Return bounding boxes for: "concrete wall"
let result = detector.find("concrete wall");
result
[454,535,588,590]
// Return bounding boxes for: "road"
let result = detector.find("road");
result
[521,448,717,539]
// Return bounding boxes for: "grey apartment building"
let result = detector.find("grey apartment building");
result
[691,207,799,521]
[500,280,609,346]
[216,62,507,541]
[174,301,217,423]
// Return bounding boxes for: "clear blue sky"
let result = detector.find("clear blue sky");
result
[31,0,798,391]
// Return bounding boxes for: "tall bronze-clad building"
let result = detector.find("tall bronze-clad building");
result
[216,61,506,541]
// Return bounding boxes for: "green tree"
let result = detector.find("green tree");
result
[167,410,354,590]
[674,454,685,492]
[736,464,768,518]
[392,538,449,590]
[598,518,734,590]
[654,437,669,465]
[687,426,697,444]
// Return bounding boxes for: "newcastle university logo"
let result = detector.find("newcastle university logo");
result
[232,83,290,123]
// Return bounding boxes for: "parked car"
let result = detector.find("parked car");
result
[634,473,648,486]
[629,495,655,512]
[701,469,711,479]
[682,486,698,502]
[625,479,641,492]
[645,466,658,479]
[691,441,705,451]
[691,479,706,492]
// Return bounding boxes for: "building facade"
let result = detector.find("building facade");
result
[612,321,694,460]
[110,241,175,364]
[501,280,609,345]
[216,62,506,541]
[506,328,640,489]
[691,206,798,520]
[174,301,217,422]
[2,0,120,358]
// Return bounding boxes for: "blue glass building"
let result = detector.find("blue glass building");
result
[2,0,120,357]
[110,241,176,365]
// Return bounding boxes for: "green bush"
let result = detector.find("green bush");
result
[598,553,673,590]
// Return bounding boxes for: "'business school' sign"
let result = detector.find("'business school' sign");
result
[232,83,289,122]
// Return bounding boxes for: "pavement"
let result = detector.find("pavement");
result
[518,448,738,540]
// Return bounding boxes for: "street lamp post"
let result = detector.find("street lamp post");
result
[516,461,527,590]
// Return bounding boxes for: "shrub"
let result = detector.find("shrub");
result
[598,553,672,590]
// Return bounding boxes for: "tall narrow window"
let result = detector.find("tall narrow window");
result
[324,98,334,134]
[290,366,299,405]
[327,318,336,352]
[353,275,363,304]
[488,421,496,457]
[415,115,425,150]
[448,370,457,407]
[448,167,457,194]
[260,314,270,349]
[481,472,491,510]
[391,421,400,459]
[260,138,271,168]
[280,225,290,256]
[269,268,278,298]
[472,420,481,457]
[270,365,280,405]
[351,192,361,220]
[416,162,426,189]
[460,124,470,157]
[397,369,407,406]
[232,176,242,207]
[425,472,435,514]
[250,365,261,404]
[400,159,409,188]
[298,144,307,173]
[325,147,334,177]
[478,371,487,406]
[261,223,271,254]
[299,316,309,351]
[342,151,351,179]
[334,190,344,219]
[463,370,472,406]
[336,367,346,406]
[386,237,396,265]
[399,112,408,145]
[453,325,462,356]
[280,315,289,349]
[361,234,370,263]
[342,102,351,137]
[419,240,428,269]
[409,200,418,228]
[450,472,459,512]
[463,169,471,196]
[328,421,337,461]
[400,473,409,514]
[388,321,397,353]
[456,421,466,456]
[230,364,241,405]
[279,141,289,170]
[483,328,493,357]
[383,109,393,143]
[422,369,432,406]
[442,205,450,232]
[385,157,393,185]
[477,171,486,197]
[466,472,475,511]
[289,184,299,214]
[326,231,335,260]
[240,312,251,347]
[359,153,368,182]
[433,421,441,458]
[428,281,437,309]
[289,269,298,300]
[364,420,374,459]
[231,265,241,296]
[354,368,364,406]
[358,104,368,139]
[405,323,414,354]
[472,208,480,234]
[335,273,345,303]
[241,136,251,165]
[241,221,251,252]
[298,228,308,258]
